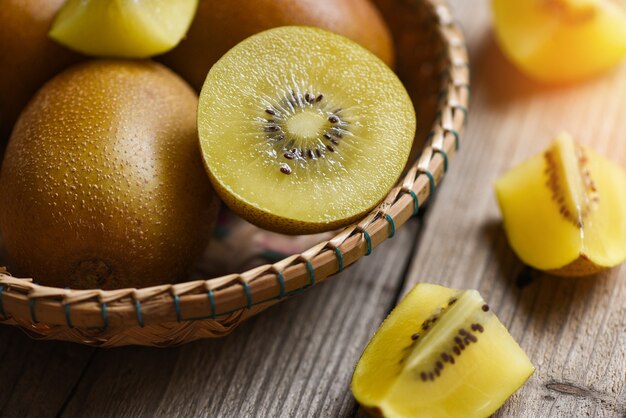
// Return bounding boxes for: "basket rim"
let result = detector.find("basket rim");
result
[0,0,470,338]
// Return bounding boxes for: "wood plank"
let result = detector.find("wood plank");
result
[59,219,421,418]
[400,1,626,416]
[0,326,94,417]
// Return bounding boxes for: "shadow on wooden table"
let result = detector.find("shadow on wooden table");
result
[480,218,614,316]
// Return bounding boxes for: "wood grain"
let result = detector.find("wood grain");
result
[400,1,626,417]
[0,326,94,417]
[58,220,421,418]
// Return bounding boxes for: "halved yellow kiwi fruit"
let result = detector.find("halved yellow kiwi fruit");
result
[49,0,198,58]
[495,133,626,276]
[352,283,535,418]
[198,26,416,234]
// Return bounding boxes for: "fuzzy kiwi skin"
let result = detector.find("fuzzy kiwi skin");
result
[0,60,219,290]
[0,0,82,142]
[159,0,395,91]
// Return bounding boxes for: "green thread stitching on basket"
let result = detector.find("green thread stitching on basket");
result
[173,294,182,322]
[447,129,460,150]
[242,281,252,309]
[101,302,108,330]
[29,298,38,324]
[64,303,73,328]
[419,169,436,197]
[135,300,144,328]
[384,214,396,238]
[208,290,216,319]
[363,231,372,256]
[334,247,344,272]
[276,272,286,299]
[434,149,449,172]
[408,190,419,216]
[0,285,5,319]
[306,260,315,286]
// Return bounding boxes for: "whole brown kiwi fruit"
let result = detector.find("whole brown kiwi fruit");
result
[159,0,395,90]
[0,0,82,142]
[0,60,219,290]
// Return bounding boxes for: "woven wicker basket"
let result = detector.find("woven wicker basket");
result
[0,0,469,347]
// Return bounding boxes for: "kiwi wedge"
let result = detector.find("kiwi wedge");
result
[198,26,416,234]
[352,283,535,418]
[49,0,198,58]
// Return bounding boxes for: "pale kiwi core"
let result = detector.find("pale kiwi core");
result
[198,27,416,233]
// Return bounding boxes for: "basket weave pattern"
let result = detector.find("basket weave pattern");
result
[0,0,469,347]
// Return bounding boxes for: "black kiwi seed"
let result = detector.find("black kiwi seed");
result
[449,356,455,364]
[468,334,477,343]
[284,152,295,160]
[436,361,443,370]
[265,108,276,116]
[307,149,315,159]
[328,115,339,124]
[453,347,461,355]
[326,145,335,153]
[482,304,490,312]
[428,373,435,381]
[459,329,468,336]
[435,369,441,377]
[411,333,420,340]
[454,337,462,345]
[474,323,484,333]
[316,149,322,158]
[315,94,324,102]
[448,298,458,306]
[323,133,332,140]
[331,130,343,138]
[264,125,280,132]
[305,93,313,103]
[331,138,339,145]
[280,164,292,175]
[441,353,450,362]
[420,372,427,382]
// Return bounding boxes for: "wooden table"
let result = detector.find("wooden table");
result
[1,1,624,416]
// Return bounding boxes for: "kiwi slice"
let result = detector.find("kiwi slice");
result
[352,283,535,417]
[49,0,198,58]
[198,26,416,234]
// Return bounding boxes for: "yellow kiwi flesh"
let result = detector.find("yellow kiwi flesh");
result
[495,133,626,276]
[352,283,535,418]
[0,60,219,289]
[159,0,395,91]
[0,0,82,141]
[198,27,416,234]
[49,0,198,58]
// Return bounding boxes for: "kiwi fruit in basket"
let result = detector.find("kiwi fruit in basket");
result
[0,0,81,142]
[49,0,199,58]
[352,283,534,418]
[0,60,219,290]
[159,0,395,90]
[197,26,416,234]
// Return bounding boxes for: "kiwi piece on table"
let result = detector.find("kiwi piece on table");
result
[0,60,219,290]
[198,26,416,234]
[49,0,198,58]
[351,283,535,418]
